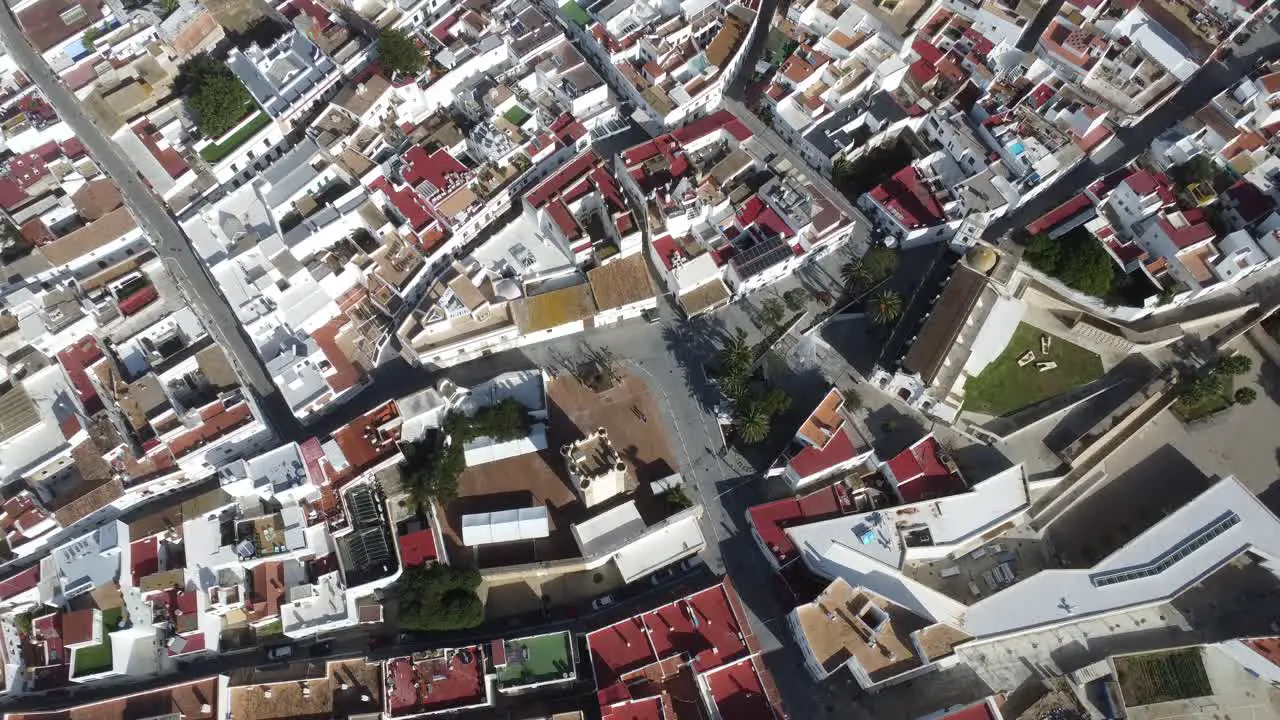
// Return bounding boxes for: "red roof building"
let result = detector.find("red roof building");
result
[1026,193,1094,236]
[868,165,947,231]
[401,146,468,195]
[882,434,968,503]
[57,335,104,414]
[1223,180,1275,225]
[702,655,782,720]
[747,481,863,567]
[587,579,780,718]
[0,565,40,602]
[386,647,487,716]
[1154,209,1215,250]
[397,528,437,568]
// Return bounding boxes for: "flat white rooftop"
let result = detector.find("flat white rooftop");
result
[790,471,1280,640]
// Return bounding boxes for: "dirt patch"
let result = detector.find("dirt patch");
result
[198,0,274,33]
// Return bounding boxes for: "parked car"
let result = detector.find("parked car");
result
[592,594,616,610]
[265,644,294,661]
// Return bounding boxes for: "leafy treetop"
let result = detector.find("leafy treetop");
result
[176,55,255,139]
[378,28,426,77]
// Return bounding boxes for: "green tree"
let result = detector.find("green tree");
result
[176,54,254,138]
[783,288,807,312]
[397,564,484,631]
[378,28,425,77]
[760,387,791,416]
[869,289,903,325]
[734,401,771,444]
[760,297,786,327]
[160,0,181,16]
[400,399,530,509]
[1024,231,1115,298]
[82,27,101,51]
[1182,372,1226,404]
[662,485,693,509]
[861,246,899,282]
[1219,354,1253,376]
[1170,154,1216,188]
[841,259,872,288]
[1235,387,1258,405]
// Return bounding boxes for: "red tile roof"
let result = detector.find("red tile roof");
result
[0,178,28,210]
[1224,180,1275,223]
[526,151,597,208]
[17,0,104,52]
[118,285,159,316]
[131,537,160,585]
[963,27,995,55]
[1028,82,1057,108]
[747,482,858,564]
[939,700,998,720]
[397,528,437,568]
[311,314,362,394]
[736,196,795,238]
[0,566,40,600]
[1124,168,1162,197]
[323,401,401,483]
[670,110,751,144]
[869,165,946,229]
[57,335,103,413]
[1157,210,1215,249]
[884,434,967,503]
[401,146,468,194]
[168,401,254,459]
[387,649,485,716]
[788,427,858,481]
[61,608,96,646]
[589,617,654,701]
[601,697,663,720]
[703,655,779,720]
[1244,637,1280,669]
[133,122,188,179]
[1026,193,1093,235]
[284,0,334,32]
[549,112,587,145]
[371,177,433,231]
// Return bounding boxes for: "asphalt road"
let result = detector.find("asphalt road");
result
[0,11,301,442]
[983,19,1280,242]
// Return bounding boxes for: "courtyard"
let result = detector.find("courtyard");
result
[963,323,1105,417]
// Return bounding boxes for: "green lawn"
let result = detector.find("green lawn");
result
[200,111,270,164]
[496,631,574,687]
[1115,649,1212,706]
[503,105,531,126]
[72,607,122,677]
[963,323,1104,416]
[560,0,591,27]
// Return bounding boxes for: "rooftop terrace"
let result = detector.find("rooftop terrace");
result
[386,648,487,716]
[494,631,575,689]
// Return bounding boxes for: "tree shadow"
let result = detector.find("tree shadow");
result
[660,318,733,414]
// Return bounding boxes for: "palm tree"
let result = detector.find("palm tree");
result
[869,290,904,325]
[735,403,771,444]
[862,246,899,282]
[840,260,871,288]
[722,328,752,371]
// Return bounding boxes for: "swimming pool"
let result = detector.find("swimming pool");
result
[1010,142,1026,155]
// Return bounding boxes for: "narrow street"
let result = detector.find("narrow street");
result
[0,7,301,440]
[984,15,1280,241]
